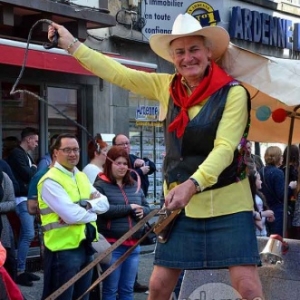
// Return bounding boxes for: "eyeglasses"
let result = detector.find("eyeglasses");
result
[58,148,80,154]
[115,142,130,147]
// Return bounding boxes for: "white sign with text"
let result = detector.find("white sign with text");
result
[141,0,227,40]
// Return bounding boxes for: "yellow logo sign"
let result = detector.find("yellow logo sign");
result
[186,1,220,26]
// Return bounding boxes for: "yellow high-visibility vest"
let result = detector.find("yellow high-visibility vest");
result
[38,167,97,251]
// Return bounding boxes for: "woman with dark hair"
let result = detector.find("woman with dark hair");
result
[248,170,275,236]
[94,146,150,300]
[83,134,108,184]
[280,144,299,182]
[280,145,299,237]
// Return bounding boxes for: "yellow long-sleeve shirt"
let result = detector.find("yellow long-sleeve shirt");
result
[73,44,253,218]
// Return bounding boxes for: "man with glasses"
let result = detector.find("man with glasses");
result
[112,134,156,293]
[6,127,39,286]
[37,133,109,300]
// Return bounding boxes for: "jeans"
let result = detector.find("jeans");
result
[101,244,140,300]
[42,242,94,300]
[15,201,35,272]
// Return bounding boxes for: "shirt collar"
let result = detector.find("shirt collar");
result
[54,161,79,177]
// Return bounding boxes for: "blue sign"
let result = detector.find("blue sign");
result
[136,105,159,121]
[229,6,300,51]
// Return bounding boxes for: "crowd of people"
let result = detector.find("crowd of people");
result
[1,129,156,299]
[1,12,300,300]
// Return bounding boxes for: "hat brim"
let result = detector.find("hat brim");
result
[149,26,229,63]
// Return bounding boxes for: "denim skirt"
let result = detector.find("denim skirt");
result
[154,211,260,269]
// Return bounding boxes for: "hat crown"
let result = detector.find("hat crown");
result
[172,13,203,35]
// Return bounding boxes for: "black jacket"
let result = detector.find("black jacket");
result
[0,159,20,196]
[94,174,151,240]
[129,154,156,197]
[6,146,37,197]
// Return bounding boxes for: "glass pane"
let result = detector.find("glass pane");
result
[2,82,39,161]
[47,87,77,136]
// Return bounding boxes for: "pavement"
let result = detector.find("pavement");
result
[19,244,156,300]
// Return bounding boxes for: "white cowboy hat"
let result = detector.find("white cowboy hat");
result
[149,13,230,62]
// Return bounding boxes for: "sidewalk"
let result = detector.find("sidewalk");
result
[19,244,155,300]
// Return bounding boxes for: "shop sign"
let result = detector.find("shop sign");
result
[135,105,163,126]
[141,1,221,39]
[229,6,300,51]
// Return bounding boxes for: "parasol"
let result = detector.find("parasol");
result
[219,43,300,144]
[219,43,300,238]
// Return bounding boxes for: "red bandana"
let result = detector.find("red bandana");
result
[168,61,234,138]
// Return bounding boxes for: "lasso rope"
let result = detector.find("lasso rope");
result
[9,19,141,191]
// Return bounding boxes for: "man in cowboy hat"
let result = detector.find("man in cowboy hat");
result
[48,13,264,300]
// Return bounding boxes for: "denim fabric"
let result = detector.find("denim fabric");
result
[267,203,284,236]
[15,201,35,272]
[42,243,94,300]
[101,244,140,300]
[154,211,260,269]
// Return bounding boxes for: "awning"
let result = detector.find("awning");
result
[0,38,157,75]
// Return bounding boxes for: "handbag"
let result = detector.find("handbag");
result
[92,233,112,264]
[141,222,157,245]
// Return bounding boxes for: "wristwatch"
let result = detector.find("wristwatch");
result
[189,178,201,193]
[79,200,89,209]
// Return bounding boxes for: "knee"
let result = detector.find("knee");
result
[149,274,164,293]
[149,271,178,300]
[234,273,263,299]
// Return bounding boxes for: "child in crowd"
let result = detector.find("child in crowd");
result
[248,170,275,236]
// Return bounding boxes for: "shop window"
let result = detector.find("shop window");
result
[47,87,78,137]
[128,91,165,205]
[1,82,39,161]
[129,122,165,205]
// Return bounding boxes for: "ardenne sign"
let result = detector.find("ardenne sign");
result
[141,1,300,52]
[230,6,300,51]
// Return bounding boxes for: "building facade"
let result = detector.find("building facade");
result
[1,0,300,203]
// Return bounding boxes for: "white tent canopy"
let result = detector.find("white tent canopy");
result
[219,44,300,144]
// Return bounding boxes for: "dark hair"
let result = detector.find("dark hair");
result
[103,146,134,186]
[112,134,119,145]
[52,133,78,150]
[50,134,59,146]
[87,134,108,160]
[112,134,127,146]
[21,127,39,140]
[248,170,268,211]
[2,136,20,159]
[282,144,299,167]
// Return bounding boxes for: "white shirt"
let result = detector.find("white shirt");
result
[82,163,102,184]
[41,162,109,224]
[255,194,267,237]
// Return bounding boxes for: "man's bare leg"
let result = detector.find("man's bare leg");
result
[229,265,264,300]
[147,266,182,300]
